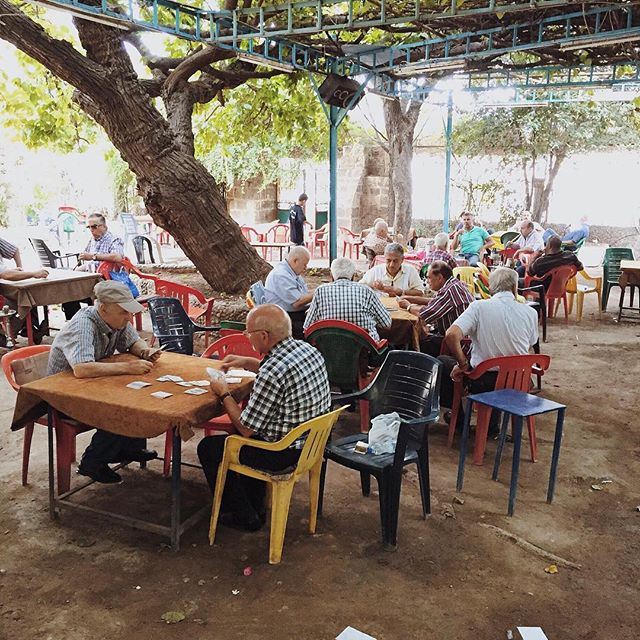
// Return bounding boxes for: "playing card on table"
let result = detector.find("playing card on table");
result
[188,380,211,387]
[126,381,152,389]
[163,375,184,382]
[150,391,173,399]
[226,369,257,379]
[184,387,208,396]
[176,381,194,387]
[206,367,226,382]
[225,377,242,384]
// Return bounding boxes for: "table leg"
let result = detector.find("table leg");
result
[492,411,512,481]
[507,415,524,516]
[170,428,181,551]
[547,408,565,503]
[26,312,34,346]
[456,398,474,492]
[47,407,58,520]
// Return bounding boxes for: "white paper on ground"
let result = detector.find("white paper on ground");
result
[225,377,242,384]
[126,381,152,389]
[226,369,257,379]
[184,388,208,395]
[150,391,173,399]
[336,627,376,640]
[518,628,549,640]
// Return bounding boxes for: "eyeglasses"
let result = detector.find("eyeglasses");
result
[86,224,103,230]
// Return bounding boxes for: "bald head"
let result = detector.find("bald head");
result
[286,246,310,275]
[247,304,292,346]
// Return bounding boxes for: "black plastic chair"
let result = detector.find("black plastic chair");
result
[29,238,79,269]
[132,235,156,264]
[320,350,441,548]
[147,297,219,355]
[518,283,547,343]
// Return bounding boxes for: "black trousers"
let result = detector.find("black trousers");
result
[81,430,146,468]
[62,297,93,321]
[197,435,301,523]
[437,355,500,432]
[287,310,307,340]
[420,334,444,358]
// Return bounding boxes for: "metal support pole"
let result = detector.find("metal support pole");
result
[329,104,339,262]
[443,91,454,232]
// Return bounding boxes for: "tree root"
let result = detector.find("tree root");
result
[479,523,582,570]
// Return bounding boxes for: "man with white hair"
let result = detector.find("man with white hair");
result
[199,304,331,531]
[303,257,392,340]
[264,245,313,338]
[438,267,539,433]
[422,232,458,269]
[361,242,424,296]
[362,219,392,267]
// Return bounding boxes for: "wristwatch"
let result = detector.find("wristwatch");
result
[219,391,232,402]
[93,253,98,261]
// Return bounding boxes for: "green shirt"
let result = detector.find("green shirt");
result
[459,226,489,255]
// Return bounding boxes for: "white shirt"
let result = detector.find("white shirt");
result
[516,230,544,252]
[453,292,539,368]
[360,263,424,293]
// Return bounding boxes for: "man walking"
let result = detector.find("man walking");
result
[289,193,308,247]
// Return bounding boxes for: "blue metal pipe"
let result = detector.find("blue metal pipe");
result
[443,91,454,233]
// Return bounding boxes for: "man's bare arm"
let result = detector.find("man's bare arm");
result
[72,359,153,378]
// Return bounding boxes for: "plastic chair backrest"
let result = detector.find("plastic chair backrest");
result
[476,262,490,278]
[2,345,51,391]
[603,247,635,280]
[147,297,194,354]
[249,281,266,305]
[472,354,551,391]
[98,256,155,279]
[201,334,261,360]
[339,226,356,240]
[265,224,289,243]
[240,226,262,243]
[154,279,208,314]
[119,213,139,235]
[304,320,387,389]
[543,265,578,298]
[453,267,477,296]
[500,231,520,245]
[29,238,59,269]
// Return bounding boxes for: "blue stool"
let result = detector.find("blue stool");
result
[456,389,566,516]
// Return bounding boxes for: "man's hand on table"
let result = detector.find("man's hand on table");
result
[219,354,260,373]
[127,359,154,375]
[33,269,49,279]
[400,295,429,306]
[209,376,230,397]
[139,347,162,363]
[78,252,94,261]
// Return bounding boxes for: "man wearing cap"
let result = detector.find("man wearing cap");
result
[48,281,161,484]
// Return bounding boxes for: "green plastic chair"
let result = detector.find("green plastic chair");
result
[602,247,635,311]
[500,231,520,246]
[561,237,586,254]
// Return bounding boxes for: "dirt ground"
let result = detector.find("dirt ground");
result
[0,290,639,640]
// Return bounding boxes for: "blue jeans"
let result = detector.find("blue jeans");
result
[459,252,480,266]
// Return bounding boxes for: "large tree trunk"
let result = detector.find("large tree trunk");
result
[530,151,565,224]
[0,0,271,292]
[383,98,422,240]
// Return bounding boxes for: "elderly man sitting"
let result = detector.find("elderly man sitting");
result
[422,232,457,269]
[199,305,331,531]
[47,281,161,484]
[361,242,424,296]
[304,257,392,340]
[399,260,474,357]
[264,246,313,339]
[438,267,539,434]
[362,219,393,268]
[506,220,545,275]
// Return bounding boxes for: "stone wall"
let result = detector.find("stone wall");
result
[227,178,278,224]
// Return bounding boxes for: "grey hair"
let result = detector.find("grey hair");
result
[88,213,106,225]
[384,242,404,256]
[330,257,356,280]
[489,266,518,295]
[433,232,449,249]
[287,245,310,262]
[374,220,388,232]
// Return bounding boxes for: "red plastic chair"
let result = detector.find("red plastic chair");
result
[162,334,262,476]
[308,224,328,258]
[447,354,551,465]
[1,346,93,493]
[339,227,363,259]
[525,265,578,321]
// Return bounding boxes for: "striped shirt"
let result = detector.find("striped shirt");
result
[422,248,457,270]
[47,306,139,375]
[419,276,474,335]
[0,237,18,275]
[241,337,331,445]
[303,279,392,340]
[84,231,125,272]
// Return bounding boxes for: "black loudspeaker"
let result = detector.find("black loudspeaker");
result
[318,74,365,110]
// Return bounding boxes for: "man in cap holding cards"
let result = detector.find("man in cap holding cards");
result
[48,281,162,484]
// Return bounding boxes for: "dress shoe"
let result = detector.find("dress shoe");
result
[77,464,122,484]
[118,449,158,463]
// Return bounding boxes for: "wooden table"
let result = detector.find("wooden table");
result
[617,260,640,322]
[0,269,103,344]
[11,352,254,550]
[378,296,422,350]
[250,241,291,261]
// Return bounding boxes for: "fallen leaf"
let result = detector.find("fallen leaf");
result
[441,503,456,518]
[544,564,559,574]
[161,611,186,624]
[453,496,465,505]
[591,484,603,491]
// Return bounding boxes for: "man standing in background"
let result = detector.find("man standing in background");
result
[289,193,308,247]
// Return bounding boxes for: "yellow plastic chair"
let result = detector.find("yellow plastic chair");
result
[476,262,490,278]
[453,266,477,297]
[567,269,602,321]
[208,406,348,564]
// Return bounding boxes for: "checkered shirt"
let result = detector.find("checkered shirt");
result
[422,249,457,270]
[47,306,139,375]
[303,279,392,340]
[419,276,474,335]
[84,231,125,271]
[241,337,331,445]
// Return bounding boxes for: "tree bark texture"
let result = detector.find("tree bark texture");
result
[383,98,421,240]
[0,0,271,292]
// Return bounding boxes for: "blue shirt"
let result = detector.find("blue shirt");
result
[458,226,489,255]
[264,261,309,312]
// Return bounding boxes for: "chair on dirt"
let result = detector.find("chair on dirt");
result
[304,320,389,432]
[147,297,219,356]
[525,265,578,321]
[602,247,635,311]
[29,238,79,269]
[209,406,348,564]
[319,351,441,548]
[131,235,157,265]
[339,227,363,260]
[309,224,328,258]
[1,346,93,493]
[161,333,261,476]
[567,269,602,322]
[447,354,551,465]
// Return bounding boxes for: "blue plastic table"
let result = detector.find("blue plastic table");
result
[456,389,566,516]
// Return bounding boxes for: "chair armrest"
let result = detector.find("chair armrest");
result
[191,324,221,333]
[331,389,367,403]
[400,410,441,427]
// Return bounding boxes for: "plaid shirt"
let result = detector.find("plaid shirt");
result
[241,337,331,445]
[303,279,392,340]
[84,231,125,272]
[48,307,139,375]
[0,237,18,275]
[422,248,457,270]
[419,276,474,335]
